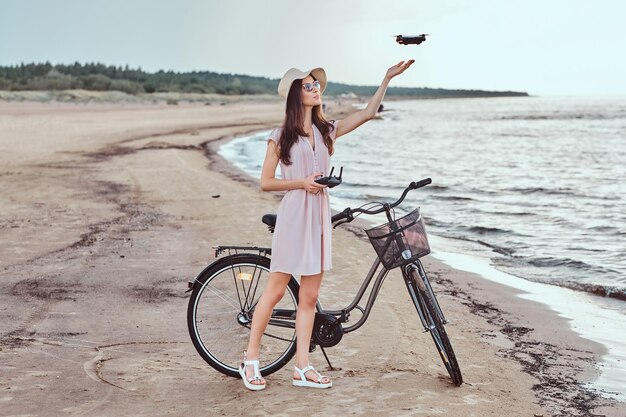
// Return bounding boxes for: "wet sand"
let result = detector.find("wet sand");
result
[0,99,624,416]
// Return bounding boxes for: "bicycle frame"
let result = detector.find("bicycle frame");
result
[308,256,447,334]
[322,256,391,333]
[268,255,392,334]
[211,239,445,337]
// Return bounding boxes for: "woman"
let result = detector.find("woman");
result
[239,60,415,390]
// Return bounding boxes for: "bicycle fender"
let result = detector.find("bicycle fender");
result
[186,253,271,293]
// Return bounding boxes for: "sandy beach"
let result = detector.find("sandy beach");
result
[1,98,624,417]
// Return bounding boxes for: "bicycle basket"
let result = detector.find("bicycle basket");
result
[364,208,431,270]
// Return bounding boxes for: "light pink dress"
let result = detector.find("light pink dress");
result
[267,120,340,276]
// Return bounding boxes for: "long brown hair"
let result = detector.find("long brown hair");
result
[277,76,335,165]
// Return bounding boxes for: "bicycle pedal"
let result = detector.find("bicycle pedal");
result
[309,343,316,353]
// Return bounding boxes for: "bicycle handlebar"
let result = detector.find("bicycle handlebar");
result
[331,177,432,226]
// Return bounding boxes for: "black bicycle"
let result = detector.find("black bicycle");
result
[186,177,463,386]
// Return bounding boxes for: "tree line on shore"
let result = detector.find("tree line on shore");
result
[0,62,528,98]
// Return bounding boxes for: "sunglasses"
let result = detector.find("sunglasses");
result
[302,80,321,92]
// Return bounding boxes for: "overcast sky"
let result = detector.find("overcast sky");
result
[2,0,625,95]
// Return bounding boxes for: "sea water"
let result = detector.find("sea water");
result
[218,95,625,399]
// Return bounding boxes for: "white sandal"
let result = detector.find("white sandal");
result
[238,351,266,391]
[293,364,332,389]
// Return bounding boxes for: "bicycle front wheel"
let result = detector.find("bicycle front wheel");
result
[406,263,463,386]
[187,254,300,377]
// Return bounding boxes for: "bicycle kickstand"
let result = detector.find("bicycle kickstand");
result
[319,346,336,370]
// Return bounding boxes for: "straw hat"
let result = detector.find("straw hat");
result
[277,67,327,99]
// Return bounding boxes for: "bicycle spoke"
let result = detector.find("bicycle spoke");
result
[249,297,260,312]
[236,264,252,310]
[230,264,245,311]
[241,265,259,311]
[241,323,295,344]
[206,325,245,353]
[234,265,264,312]
[205,284,240,310]
[247,264,264,311]
[196,308,239,317]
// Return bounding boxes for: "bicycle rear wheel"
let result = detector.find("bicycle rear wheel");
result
[187,254,300,377]
[406,263,463,386]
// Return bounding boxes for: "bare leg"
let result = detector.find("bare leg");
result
[243,271,291,385]
[293,272,331,384]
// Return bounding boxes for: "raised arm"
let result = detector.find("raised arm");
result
[335,59,415,140]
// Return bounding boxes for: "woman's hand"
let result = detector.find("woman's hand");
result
[385,59,415,80]
[333,60,415,140]
[303,172,326,194]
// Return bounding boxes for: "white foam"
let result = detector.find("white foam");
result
[429,234,626,401]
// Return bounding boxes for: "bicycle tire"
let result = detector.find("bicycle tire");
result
[187,254,300,377]
[408,265,463,386]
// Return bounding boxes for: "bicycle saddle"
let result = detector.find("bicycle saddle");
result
[315,166,343,188]
[262,214,277,228]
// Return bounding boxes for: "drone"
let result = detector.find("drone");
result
[395,34,428,45]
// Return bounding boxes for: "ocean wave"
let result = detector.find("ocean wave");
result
[585,225,623,234]
[432,195,475,201]
[565,246,605,253]
[342,181,403,190]
[461,238,516,255]
[506,254,620,277]
[497,132,539,138]
[466,225,512,235]
[448,204,536,218]
[363,193,389,201]
[496,113,625,121]
[563,282,626,301]
[506,186,577,197]
[491,258,626,301]
[477,240,515,256]
[423,218,450,229]
[527,256,595,270]
[425,184,449,192]
[503,186,621,202]
[428,225,626,302]
[488,210,535,217]
[426,218,516,238]
[535,280,626,301]
[428,227,517,256]
[466,188,501,196]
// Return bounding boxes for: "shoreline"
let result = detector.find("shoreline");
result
[0,89,530,106]
[0,100,623,416]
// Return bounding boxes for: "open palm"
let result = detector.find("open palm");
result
[386,60,415,80]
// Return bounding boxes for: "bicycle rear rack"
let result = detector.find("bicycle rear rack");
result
[186,245,272,293]
[213,245,272,258]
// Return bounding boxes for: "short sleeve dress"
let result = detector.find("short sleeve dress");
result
[267,120,340,276]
